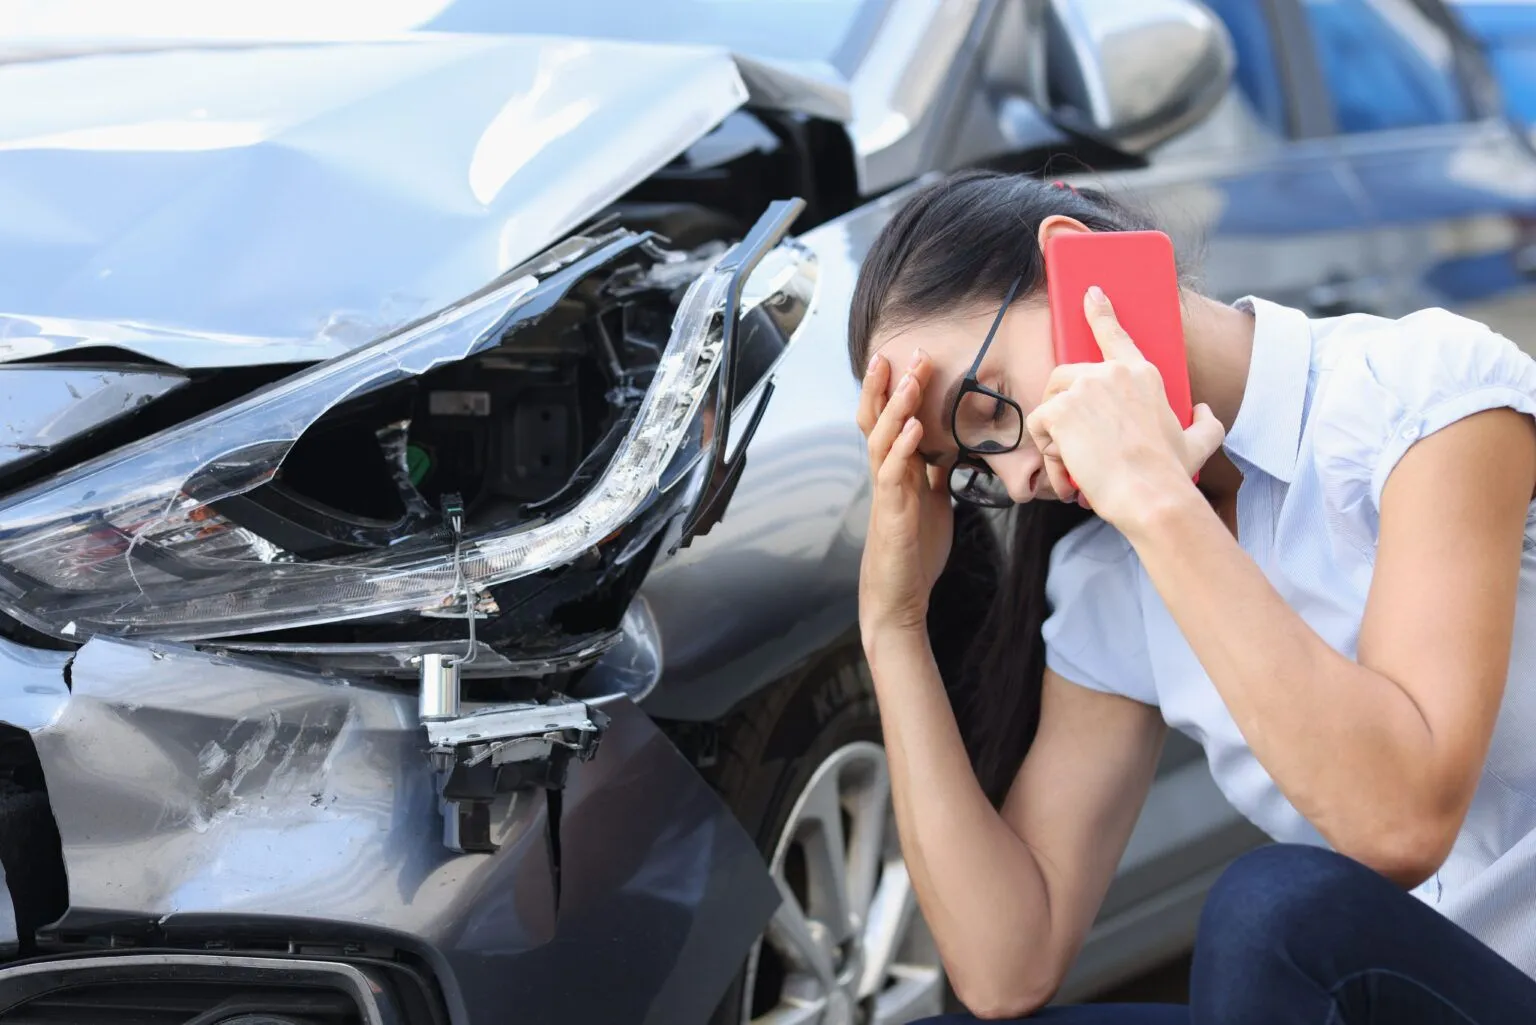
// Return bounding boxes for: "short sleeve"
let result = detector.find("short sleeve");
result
[1314,309,1536,552]
[1041,519,1156,704]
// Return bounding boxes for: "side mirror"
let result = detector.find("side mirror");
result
[1045,0,1235,153]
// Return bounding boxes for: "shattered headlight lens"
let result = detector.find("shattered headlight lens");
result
[0,232,737,641]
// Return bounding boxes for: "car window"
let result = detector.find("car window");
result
[1203,0,1289,135]
[1299,0,1468,132]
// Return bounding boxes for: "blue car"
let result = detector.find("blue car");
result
[1455,0,1536,128]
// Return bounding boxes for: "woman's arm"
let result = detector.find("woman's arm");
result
[1124,407,1536,887]
[867,624,1164,1017]
[857,346,1163,1013]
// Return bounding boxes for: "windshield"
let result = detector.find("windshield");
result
[0,0,881,70]
[427,0,879,68]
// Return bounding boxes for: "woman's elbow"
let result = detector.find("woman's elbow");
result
[949,965,1058,1020]
[1343,812,1458,889]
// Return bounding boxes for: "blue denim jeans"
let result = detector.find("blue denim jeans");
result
[919,844,1536,1024]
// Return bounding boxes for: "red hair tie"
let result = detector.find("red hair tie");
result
[1050,179,1079,195]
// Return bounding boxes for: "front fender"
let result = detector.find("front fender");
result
[0,637,777,1025]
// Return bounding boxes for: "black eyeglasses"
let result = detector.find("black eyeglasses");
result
[948,275,1026,508]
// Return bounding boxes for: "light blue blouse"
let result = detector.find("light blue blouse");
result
[1042,297,1536,975]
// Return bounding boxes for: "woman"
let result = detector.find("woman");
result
[852,169,1536,1023]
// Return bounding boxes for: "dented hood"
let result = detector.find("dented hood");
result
[0,33,749,367]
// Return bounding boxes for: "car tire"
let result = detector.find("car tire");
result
[704,649,949,1025]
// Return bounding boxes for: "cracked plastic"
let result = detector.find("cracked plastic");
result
[0,210,803,642]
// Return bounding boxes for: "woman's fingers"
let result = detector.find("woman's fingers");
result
[1183,402,1227,471]
[1083,287,1146,364]
[1025,399,1074,499]
[873,417,929,547]
[876,417,924,491]
[856,353,890,436]
[866,352,931,475]
[1042,362,1094,403]
[866,369,917,474]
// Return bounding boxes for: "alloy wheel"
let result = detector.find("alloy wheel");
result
[743,742,944,1025]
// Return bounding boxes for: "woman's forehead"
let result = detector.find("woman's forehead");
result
[871,316,983,366]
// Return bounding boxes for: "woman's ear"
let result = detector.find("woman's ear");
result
[1037,214,1092,252]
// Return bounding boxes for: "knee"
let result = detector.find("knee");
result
[1196,844,1375,966]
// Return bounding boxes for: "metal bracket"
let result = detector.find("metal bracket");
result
[423,694,609,854]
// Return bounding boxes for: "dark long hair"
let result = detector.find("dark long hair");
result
[847,170,1155,805]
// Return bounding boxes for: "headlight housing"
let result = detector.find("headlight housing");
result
[0,201,812,643]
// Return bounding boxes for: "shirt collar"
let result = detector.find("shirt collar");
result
[1223,297,1313,484]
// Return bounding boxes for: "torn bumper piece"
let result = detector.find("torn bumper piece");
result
[428,695,610,854]
[0,637,778,1025]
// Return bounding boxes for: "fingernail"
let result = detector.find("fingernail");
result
[899,372,913,392]
[908,349,923,370]
[1086,285,1107,306]
[902,417,918,435]
[866,353,880,375]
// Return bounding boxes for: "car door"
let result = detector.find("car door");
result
[1292,0,1536,347]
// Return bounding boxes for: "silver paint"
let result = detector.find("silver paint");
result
[1046,0,1237,153]
[0,34,748,367]
[0,638,70,733]
[581,596,664,706]
[0,366,185,470]
[6,636,778,1024]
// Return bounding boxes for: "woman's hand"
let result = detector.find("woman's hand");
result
[857,350,954,638]
[1025,286,1225,532]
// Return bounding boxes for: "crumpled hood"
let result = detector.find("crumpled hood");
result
[0,33,748,367]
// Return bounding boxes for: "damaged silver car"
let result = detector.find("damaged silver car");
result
[0,2,1246,1023]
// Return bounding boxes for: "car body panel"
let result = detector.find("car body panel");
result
[1341,117,1536,345]
[1454,1,1536,127]
[1,636,778,1024]
[0,33,749,366]
[0,0,1007,198]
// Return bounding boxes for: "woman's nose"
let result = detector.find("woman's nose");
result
[988,448,1044,504]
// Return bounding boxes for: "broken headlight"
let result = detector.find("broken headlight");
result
[0,202,811,643]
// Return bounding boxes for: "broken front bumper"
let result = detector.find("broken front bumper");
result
[0,636,777,1024]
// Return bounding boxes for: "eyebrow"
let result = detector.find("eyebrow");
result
[917,373,967,465]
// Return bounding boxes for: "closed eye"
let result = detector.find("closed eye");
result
[989,381,1014,424]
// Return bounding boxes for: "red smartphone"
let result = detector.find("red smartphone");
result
[1043,229,1195,489]
[1044,229,1192,426]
